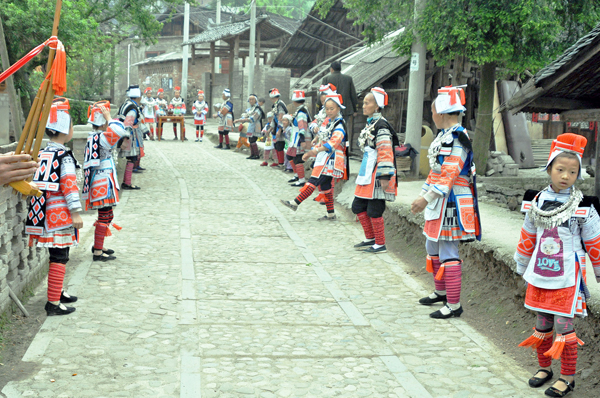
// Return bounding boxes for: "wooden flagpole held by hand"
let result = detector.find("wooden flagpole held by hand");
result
[9,0,64,197]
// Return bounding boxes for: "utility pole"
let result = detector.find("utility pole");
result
[248,0,256,95]
[215,0,221,74]
[404,0,426,177]
[182,2,190,99]
[0,16,24,143]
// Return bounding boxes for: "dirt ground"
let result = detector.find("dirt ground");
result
[0,286,45,394]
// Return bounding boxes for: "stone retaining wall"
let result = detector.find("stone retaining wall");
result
[0,147,49,314]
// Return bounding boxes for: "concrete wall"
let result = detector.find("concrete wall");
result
[0,143,50,315]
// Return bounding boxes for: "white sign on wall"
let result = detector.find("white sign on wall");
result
[410,53,419,72]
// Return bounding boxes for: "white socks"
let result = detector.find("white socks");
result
[429,290,446,299]
[372,244,385,249]
[447,302,460,311]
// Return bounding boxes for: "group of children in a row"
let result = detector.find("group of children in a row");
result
[138,86,209,142]
[17,75,600,396]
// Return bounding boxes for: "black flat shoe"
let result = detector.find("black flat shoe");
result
[354,240,375,248]
[545,378,575,397]
[223,145,231,150]
[132,169,143,173]
[430,304,463,319]
[419,292,447,305]
[45,301,75,316]
[60,291,77,303]
[364,245,387,253]
[122,184,141,190]
[93,253,117,262]
[214,144,223,149]
[136,166,146,171]
[288,177,299,183]
[530,369,554,388]
[91,247,114,255]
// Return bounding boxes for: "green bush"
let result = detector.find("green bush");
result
[69,100,89,126]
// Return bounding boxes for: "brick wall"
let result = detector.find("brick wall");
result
[0,143,49,314]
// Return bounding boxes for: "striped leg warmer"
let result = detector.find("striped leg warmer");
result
[560,332,579,376]
[196,126,200,138]
[124,161,134,185]
[441,260,462,305]
[357,212,374,240]
[295,183,316,204]
[47,262,66,302]
[324,189,334,213]
[295,163,305,180]
[371,217,385,245]
[277,150,285,165]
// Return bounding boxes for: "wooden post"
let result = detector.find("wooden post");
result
[191,44,196,65]
[595,128,600,197]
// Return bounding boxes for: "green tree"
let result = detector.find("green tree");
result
[315,0,600,170]
[0,0,191,118]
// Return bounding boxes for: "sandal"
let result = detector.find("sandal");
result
[529,368,553,388]
[122,183,141,190]
[545,378,575,397]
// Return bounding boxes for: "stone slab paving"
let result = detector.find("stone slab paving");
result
[2,139,545,398]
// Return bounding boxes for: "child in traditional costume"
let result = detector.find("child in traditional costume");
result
[234,117,251,152]
[269,88,288,167]
[192,90,208,142]
[287,90,311,187]
[281,94,347,221]
[214,89,234,150]
[25,98,82,316]
[515,133,600,397]
[235,94,262,159]
[140,87,158,140]
[169,86,186,140]
[260,112,276,166]
[156,88,168,139]
[310,83,337,203]
[353,87,398,254]
[411,85,481,319]
[117,85,147,190]
[84,101,129,262]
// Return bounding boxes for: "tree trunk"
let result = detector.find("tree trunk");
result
[0,16,24,142]
[473,61,496,173]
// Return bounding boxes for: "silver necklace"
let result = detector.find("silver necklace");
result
[528,187,583,229]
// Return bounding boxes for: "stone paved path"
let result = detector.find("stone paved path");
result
[3,139,545,397]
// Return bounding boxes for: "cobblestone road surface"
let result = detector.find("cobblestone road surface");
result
[3,139,545,397]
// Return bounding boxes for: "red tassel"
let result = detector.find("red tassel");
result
[426,256,434,273]
[111,223,122,231]
[434,264,445,280]
[544,334,566,360]
[518,328,553,349]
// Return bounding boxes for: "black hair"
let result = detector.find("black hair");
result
[447,111,461,116]
[330,61,341,71]
[45,128,61,138]
[293,99,306,104]
[258,98,265,103]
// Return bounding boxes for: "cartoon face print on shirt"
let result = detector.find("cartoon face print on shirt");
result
[541,237,561,255]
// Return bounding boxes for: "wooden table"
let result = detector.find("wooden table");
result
[157,115,186,141]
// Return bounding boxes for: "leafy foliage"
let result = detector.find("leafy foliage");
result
[315,0,600,75]
[0,0,191,115]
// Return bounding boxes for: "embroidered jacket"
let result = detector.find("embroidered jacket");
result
[26,143,81,235]
[83,122,130,210]
[243,105,262,137]
[515,187,600,286]
[355,115,397,201]
[169,97,186,114]
[217,100,234,131]
[311,116,347,180]
[117,99,144,157]
[270,100,288,136]
[420,124,480,241]
[192,100,208,123]
[140,96,158,119]
[156,98,168,116]
[290,105,310,154]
